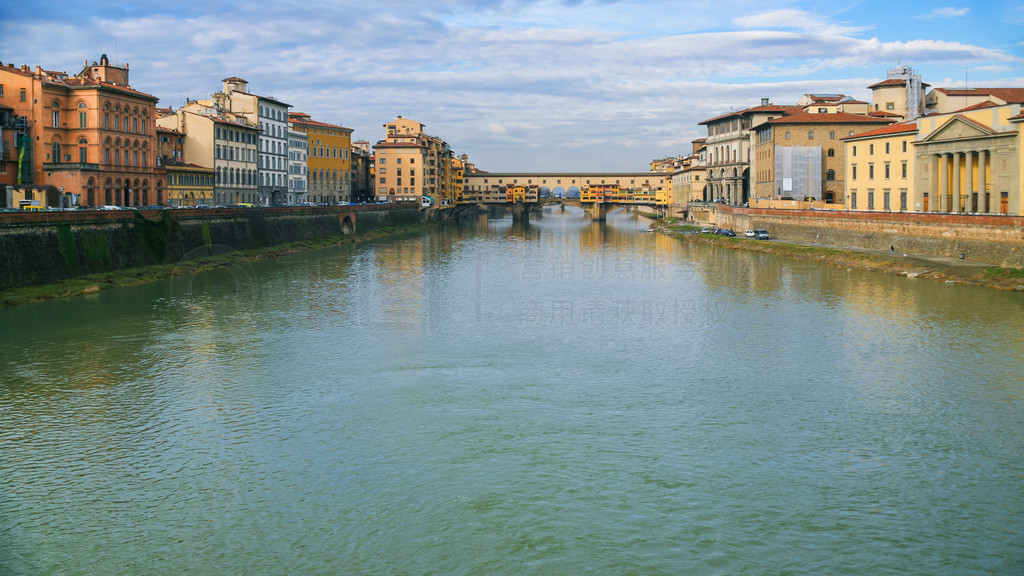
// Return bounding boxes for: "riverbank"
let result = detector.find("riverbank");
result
[656,218,1024,292]
[0,222,433,308]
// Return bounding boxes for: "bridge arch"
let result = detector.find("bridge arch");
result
[551,186,566,198]
[567,186,580,198]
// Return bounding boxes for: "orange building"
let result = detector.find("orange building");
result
[0,54,162,208]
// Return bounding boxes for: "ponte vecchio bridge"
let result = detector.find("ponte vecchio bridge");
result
[459,172,669,221]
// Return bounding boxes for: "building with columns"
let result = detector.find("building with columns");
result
[844,101,1023,215]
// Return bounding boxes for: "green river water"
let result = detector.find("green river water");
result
[1,208,1022,575]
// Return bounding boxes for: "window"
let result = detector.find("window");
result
[885,142,890,154]
[105,114,109,130]
[900,189,907,211]
[852,165,857,180]
[830,131,836,140]
[51,142,61,162]
[868,189,875,210]
[827,148,835,157]
[868,164,874,179]
[852,146,857,157]
[884,163,890,179]
[851,191,857,209]
[79,139,88,163]
[901,161,908,179]
[869,144,874,155]
[886,102,895,110]
[884,189,891,210]
[808,131,814,140]
[20,88,26,102]
[902,141,907,153]
[785,131,790,140]
[826,169,836,181]
[52,101,60,127]
[818,108,827,113]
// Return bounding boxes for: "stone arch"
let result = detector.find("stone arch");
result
[567,186,581,198]
[340,213,355,235]
[551,186,566,198]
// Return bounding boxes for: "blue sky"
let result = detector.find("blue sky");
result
[2,0,1022,171]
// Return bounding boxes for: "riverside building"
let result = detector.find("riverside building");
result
[289,112,353,204]
[0,54,161,208]
[373,116,454,206]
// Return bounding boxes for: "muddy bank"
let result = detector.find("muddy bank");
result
[661,222,1024,292]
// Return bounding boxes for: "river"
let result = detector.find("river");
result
[1,207,1022,575]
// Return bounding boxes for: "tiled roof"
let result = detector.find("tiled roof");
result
[933,87,1024,104]
[953,100,1002,113]
[868,111,902,117]
[840,121,918,140]
[868,79,906,89]
[699,105,801,125]
[288,113,352,131]
[767,112,894,125]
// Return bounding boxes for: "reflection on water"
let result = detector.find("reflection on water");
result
[1,208,1022,575]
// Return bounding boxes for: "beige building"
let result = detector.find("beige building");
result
[752,112,892,204]
[868,65,927,120]
[209,78,291,205]
[700,101,804,205]
[156,101,259,205]
[926,88,1024,115]
[373,116,453,205]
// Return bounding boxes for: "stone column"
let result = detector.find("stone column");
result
[938,154,948,212]
[965,151,974,212]
[978,150,988,213]
[951,152,961,213]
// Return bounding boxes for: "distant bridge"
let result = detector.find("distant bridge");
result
[459,172,668,221]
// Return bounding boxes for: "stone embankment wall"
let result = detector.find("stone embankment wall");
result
[0,206,424,290]
[696,205,1024,268]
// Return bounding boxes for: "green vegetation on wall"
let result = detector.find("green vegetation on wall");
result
[56,224,76,272]
[134,210,176,263]
[82,232,112,269]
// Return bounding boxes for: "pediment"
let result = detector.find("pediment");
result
[920,115,997,144]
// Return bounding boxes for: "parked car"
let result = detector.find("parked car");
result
[744,230,756,238]
[717,228,736,237]
[754,229,770,240]
[700,227,711,234]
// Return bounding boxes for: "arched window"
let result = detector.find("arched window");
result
[52,101,61,128]
[827,148,835,157]
[826,169,836,181]
[51,141,61,162]
[79,137,88,163]
[78,102,88,128]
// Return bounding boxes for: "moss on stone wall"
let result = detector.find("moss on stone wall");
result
[56,224,76,272]
[0,208,424,291]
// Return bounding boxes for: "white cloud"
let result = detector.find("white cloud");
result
[732,9,870,36]
[1,1,1020,171]
[916,7,971,20]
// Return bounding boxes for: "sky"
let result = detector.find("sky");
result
[2,0,1022,172]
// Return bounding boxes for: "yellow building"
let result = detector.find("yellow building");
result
[289,112,353,204]
[842,121,918,212]
[373,116,453,205]
[843,101,1024,215]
